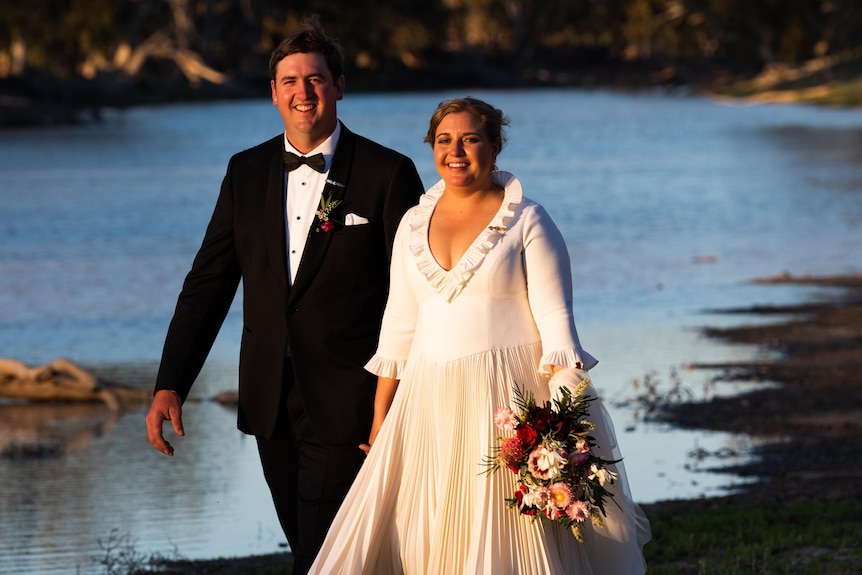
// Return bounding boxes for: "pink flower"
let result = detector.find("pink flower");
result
[533,486,551,508]
[494,406,517,431]
[520,484,550,511]
[549,483,574,510]
[566,500,590,522]
[320,220,335,232]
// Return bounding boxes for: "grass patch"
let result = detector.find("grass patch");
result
[794,79,862,107]
[94,498,861,573]
[644,497,862,574]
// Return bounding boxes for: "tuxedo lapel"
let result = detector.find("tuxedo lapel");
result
[288,128,357,305]
[265,141,289,294]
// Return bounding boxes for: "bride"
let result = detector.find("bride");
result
[309,97,651,574]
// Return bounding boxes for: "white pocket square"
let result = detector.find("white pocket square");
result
[344,213,369,226]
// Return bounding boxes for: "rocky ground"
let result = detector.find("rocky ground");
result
[146,272,862,573]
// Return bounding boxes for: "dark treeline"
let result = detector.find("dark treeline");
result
[1,0,860,124]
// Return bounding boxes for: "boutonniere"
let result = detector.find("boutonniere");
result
[315,192,342,232]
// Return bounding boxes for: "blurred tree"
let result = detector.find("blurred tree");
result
[699,0,832,70]
[0,0,120,78]
[0,0,859,101]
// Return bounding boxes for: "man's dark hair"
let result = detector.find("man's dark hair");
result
[269,14,345,81]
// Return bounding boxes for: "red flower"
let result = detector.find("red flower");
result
[551,418,572,438]
[516,424,538,448]
[499,437,526,467]
[534,405,553,431]
[320,220,335,232]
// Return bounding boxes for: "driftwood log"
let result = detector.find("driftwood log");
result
[0,358,151,411]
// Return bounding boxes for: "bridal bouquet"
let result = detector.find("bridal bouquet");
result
[485,379,619,541]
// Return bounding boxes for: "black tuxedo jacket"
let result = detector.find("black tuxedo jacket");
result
[155,124,424,444]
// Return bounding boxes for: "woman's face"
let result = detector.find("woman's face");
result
[432,111,499,193]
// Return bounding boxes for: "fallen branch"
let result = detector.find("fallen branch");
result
[0,358,150,411]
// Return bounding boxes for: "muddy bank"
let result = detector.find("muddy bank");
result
[651,272,862,508]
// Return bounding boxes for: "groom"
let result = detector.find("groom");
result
[145,16,424,574]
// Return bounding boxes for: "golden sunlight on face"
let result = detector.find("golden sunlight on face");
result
[433,111,499,193]
[270,52,344,153]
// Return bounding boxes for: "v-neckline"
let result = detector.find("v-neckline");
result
[408,172,521,302]
[427,203,503,272]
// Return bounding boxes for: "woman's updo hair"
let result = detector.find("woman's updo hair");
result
[424,97,509,152]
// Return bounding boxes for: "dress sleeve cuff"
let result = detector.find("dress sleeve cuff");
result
[539,347,599,375]
[364,354,406,379]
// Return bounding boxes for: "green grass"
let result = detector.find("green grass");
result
[709,48,862,108]
[796,79,862,107]
[643,498,862,574]
[94,498,862,574]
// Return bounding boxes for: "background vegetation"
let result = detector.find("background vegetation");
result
[2,0,861,124]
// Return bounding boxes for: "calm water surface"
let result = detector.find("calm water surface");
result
[1,89,861,574]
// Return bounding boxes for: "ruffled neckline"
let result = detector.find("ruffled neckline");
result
[408,171,522,302]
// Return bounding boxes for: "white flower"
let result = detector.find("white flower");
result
[528,444,567,480]
[588,463,618,486]
[520,485,540,509]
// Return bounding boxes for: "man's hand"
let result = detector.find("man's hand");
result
[146,389,185,456]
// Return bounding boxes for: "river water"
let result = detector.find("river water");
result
[1,88,861,574]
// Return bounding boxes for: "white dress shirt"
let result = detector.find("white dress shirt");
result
[284,122,341,285]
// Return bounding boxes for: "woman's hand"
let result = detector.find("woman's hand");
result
[359,376,399,455]
[359,420,382,455]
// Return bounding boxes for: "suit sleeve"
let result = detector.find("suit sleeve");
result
[154,160,242,400]
[382,155,425,260]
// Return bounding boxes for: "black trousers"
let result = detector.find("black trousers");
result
[256,358,367,575]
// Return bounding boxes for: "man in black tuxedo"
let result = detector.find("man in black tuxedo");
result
[145,16,424,574]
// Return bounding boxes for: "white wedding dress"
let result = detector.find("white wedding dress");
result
[309,172,651,574]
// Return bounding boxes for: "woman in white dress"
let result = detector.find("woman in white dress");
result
[309,97,651,574]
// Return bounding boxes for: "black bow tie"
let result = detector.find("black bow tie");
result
[283,151,326,173]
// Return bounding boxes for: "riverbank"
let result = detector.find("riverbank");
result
[658,272,862,505]
[3,49,861,128]
[139,272,862,574]
[640,272,862,573]
[705,47,862,108]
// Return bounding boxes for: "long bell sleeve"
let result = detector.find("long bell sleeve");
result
[364,216,418,379]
